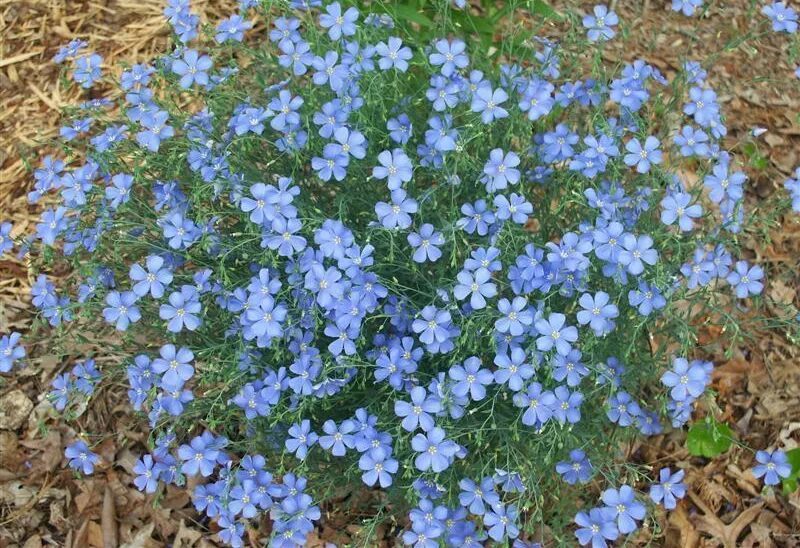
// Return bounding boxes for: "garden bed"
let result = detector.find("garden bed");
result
[1,1,799,546]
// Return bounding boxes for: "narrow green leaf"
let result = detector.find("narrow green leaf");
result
[392,4,434,28]
[528,0,560,20]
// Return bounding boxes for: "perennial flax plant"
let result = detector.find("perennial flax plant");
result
[3,0,800,546]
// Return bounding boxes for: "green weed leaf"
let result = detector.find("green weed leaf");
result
[686,420,734,458]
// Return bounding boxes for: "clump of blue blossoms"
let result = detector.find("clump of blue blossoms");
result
[4,1,799,546]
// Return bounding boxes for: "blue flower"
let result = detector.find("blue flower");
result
[232,383,271,419]
[358,452,398,488]
[601,485,645,534]
[458,200,495,235]
[36,207,68,246]
[624,136,662,173]
[680,247,716,288]
[0,332,25,373]
[660,357,710,402]
[495,297,533,336]
[547,231,592,271]
[329,127,366,159]
[243,294,288,343]
[161,211,199,249]
[395,386,441,431]
[552,386,583,424]
[152,344,195,390]
[671,0,704,16]
[628,280,667,316]
[49,373,72,410]
[483,149,521,192]
[374,347,407,389]
[265,216,307,257]
[319,2,359,40]
[726,260,764,298]
[372,149,413,189]
[240,182,273,225]
[216,14,252,43]
[43,295,72,327]
[425,114,458,152]
[484,503,520,541]
[606,391,642,427]
[426,75,460,111]
[513,382,556,427]
[494,193,532,225]
[752,450,792,486]
[312,51,349,91]
[458,476,500,515]
[387,113,412,144]
[103,290,141,331]
[684,86,720,127]
[171,49,212,89]
[785,168,800,212]
[285,419,319,460]
[269,90,303,131]
[556,449,593,484]
[72,53,103,88]
[576,291,618,336]
[493,347,534,391]
[649,468,686,509]
[674,125,710,157]
[542,124,579,162]
[319,419,356,456]
[763,2,798,33]
[304,264,344,308]
[0,222,13,256]
[136,111,174,152]
[471,86,509,124]
[159,286,202,332]
[312,145,349,182]
[407,224,445,263]
[270,17,301,47]
[177,431,226,477]
[448,356,494,401]
[411,426,459,472]
[703,160,746,203]
[229,479,259,518]
[53,39,87,64]
[341,41,375,73]
[583,5,619,42]
[313,100,348,138]
[402,520,442,547]
[375,188,418,229]
[465,246,502,273]
[278,40,315,76]
[535,313,578,355]
[618,234,658,275]
[65,440,99,474]
[660,191,702,231]
[519,78,555,120]
[133,454,160,493]
[429,39,468,77]
[72,359,101,396]
[59,117,93,141]
[324,319,358,355]
[453,268,497,310]
[574,507,618,547]
[193,482,224,518]
[552,349,590,387]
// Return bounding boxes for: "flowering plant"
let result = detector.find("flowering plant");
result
[3,0,800,546]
